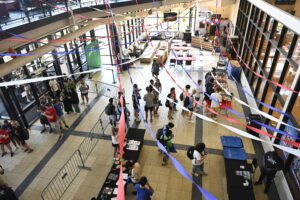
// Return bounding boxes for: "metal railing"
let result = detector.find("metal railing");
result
[41,81,123,200]
[41,119,102,200]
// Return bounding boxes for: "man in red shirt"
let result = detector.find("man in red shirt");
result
[43,103,62,139]
[0,129,14,157]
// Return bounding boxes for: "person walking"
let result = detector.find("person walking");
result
[53,99,69,129]
[134,176,154,200]
[254,151,284,193]
[132,84,141,122]
[180,85,191,114]
[0,128,14,157]
[149,80,159,115]
[11,121,33,153]
[79,79,89,105]
[192,142,208,176]
[143,87,155,122]
[165,91,174,120]
[151,60,159,78]
[170,87,178,111]
[44,103,63,139]
[156,123,175,166]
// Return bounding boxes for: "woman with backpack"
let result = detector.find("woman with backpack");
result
[191,142,208,176]
[11,121,33,153]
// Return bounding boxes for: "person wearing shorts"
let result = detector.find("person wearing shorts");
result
[79,79,89,105]
[53,99,69,129]
[143,87,155,122]
[0,129,13,157]
[210,89,222,119]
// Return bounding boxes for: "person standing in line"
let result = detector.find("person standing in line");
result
[2,120,20,149]
[134,176,154,200]
[105,98,117,135]
[0,128,14,157]
[69,89,80,113]
[116,101,130,129]
[53,99,69,129]
[143,87,155,122]
[151,60,159,78]
[170,87,178,111]
[61,91,73,114]
[210,88,222,119]
[38,106,53,133]
[111,128,119,157]
[154,78,162,106]
[195,80,203,111]
[11,121,33,153]
[180,84,191,114]
[44,103,63,139]
[254,151,284,193]
[192,142,208,176]
[132,84,141,122]
[149,81,159,115]
[49,77,60,99]
[79,79,89,105]
[187,89,196,123]
[66,78,76,92]
[165,91,174,120]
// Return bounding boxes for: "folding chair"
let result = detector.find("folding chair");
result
[170,58,176,67]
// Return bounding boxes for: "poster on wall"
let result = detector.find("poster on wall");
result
[84,40,101,69]
[279,120,299,158]
[291,157,300,192]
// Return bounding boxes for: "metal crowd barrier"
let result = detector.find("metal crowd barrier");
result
[40,119,102,200]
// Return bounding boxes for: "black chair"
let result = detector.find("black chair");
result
[170,58,176,67]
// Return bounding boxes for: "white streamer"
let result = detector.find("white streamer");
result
[132,63,300,157]
[211,73,300,132]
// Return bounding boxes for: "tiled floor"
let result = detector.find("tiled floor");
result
[0,47,269,200]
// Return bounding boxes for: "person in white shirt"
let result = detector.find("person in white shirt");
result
[111,128,119,157]
[49,78,60,99]
[192,143,208,177]
[210,88,222,119]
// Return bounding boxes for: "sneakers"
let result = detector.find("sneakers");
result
[1,152,7,157]
[49,129,53,133]
[65,125,69,128]
[161,162,168,166]
[27,149,33,153]
[192,172,199,177]
[10,152,14,157]
[40,129,46,133]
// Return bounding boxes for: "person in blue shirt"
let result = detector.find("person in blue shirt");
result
[134,176,154,200]
[53,99,69,129]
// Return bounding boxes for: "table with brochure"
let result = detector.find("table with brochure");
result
[97,128,145,200]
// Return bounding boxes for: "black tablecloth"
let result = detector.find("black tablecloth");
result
[224,158,255,200]
[97,128,145,200]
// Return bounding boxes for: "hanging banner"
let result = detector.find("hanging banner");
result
[85,40,102,69]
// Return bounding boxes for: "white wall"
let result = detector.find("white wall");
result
[240,71,294,200]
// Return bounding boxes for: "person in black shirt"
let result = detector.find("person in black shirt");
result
[254,151,284,193]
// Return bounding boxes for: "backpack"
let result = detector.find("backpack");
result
[156,127,168,145]
[105,104,114,115]
[183,96,190,107]
[187,146,195,160]
[0,186,18,200]
[22,128,29,140]
[165,100,170,107]
[179,92,184,101]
